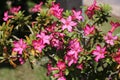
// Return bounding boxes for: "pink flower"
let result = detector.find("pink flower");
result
[118,48,120,52]
[114,50,120,64]
[47,63,59,76]
[45,22,56,32]
[58,76,66,80]
[104,31,118,45]
[85,0,100,19]
[50,2,63,19]
[51,32,65,38]
[47,63,52,76]
[10,6,21,14]
[72,10,83,21]
[61,16,77,32]
[76,63,83,70]
[65,39,82,66]
[65,50,78,66]
[47,62,66,80]
[92,44,106,62]
[53,71,65,80]
[36,32,50,44]
[31,2,43,12]
[32,39,45,53]
[19,57,24,64]
[51,38,63,50]
[83,24,95,36]
[13,39,27,54]
[68,39,83,53]
[3,11,13,21]
[110,21,120,32]
[57,61,66,71]
[50,32,65,50]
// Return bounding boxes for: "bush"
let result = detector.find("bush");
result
[0,0,120,80]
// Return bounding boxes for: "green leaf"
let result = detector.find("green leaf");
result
[103,63,108,68]
[63,10,71,17]
[100,4,112,12]
[97,66,103,72]
[0,57,4,59]
[65,69,69,75]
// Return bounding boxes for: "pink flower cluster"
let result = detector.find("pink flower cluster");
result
[72,10,83,21]
[110,21,120,32]
[104,21,120,46]
[47,61,66,80]
[92,44,106,62]
[32,39,45,53]
[50,32,64,50]
[114,49,120,64]
[3,11,13,21]
[83,24,95,36]
[13,39,27,64]
[61,16,77,32]
[65,39,83,66]
[3,6,21,21]
[32,32,50,53]
[104,31,118,45]
[13,39,27,54]
[86,0,100,19]
[10,6,21,14]
[31,2,43,12]
[4,0,120,79]
[50,2,63,19]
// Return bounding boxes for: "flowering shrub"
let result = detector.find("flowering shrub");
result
[0,0,120,80]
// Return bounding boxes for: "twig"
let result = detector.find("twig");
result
[108,70,120,80]
[27,25,34,35]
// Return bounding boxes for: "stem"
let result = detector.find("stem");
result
[12,35,20,40]
[44,52,56,63]
[108,70,120,80]
[27,25,34,35]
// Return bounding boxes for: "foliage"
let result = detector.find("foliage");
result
[0,0,120,80]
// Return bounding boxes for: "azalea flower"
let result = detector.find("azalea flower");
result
[68,39,83,53]
[61,16,77,32]
[13,39,27,54]
[110,21,120,32]
[45,22,56,32]
[47,61,66,80]
[51,38,63,50]
[57,61,66,71]
[92,44,106,62]
[72,10,83,21]
[47,61,66,72]
[83,24,95,36]
[51,32,65,38]
[50,32,65,50]
[36,32,50,45]
[58,76,66,80]
[31,2,43,12]
[50,2,63,19]
[104,31,118,45]
[47,63,59,76]
[65,39,82,66]
[19,57,24,64]
[3,11,13,21]
[76,63,83,70]
[85,0,100,19]
[65,50,78,66]
[114,50,120,64]
[53,71,66,80]
[32,39,45,53]
[10,6,21,14]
